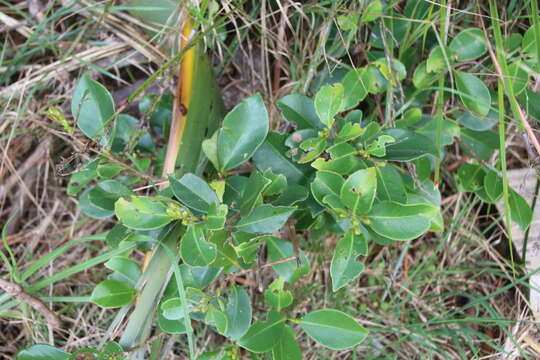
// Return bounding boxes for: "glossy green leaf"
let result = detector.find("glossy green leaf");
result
[509,190,533,232]
[375,165,407,203]
[67,165,97,196]
[457,163,485,192]
[264,278,293,311]
[449,28,487,61]
[276,94,323,129]
[217,94,269,172]
[367,201,434,241]
[105,256,141,286]
[298,137,326,164]
[314,83,344,127]
[461,129,500,160]
[71,74,114,142]
[522,23,539,56]
[311,170,344,207]
[341,68,369,110]
[455,71,491,117]
[90,279,136,308]
[180,225,217,267]
[298,309,368,350]
[272,325,302,360]
[169,173,218,214]
[205,305,228,334]
[508,61,528,95]
[330,232,367,291]
[16,345,70,360]
[267,237,310,284]
[239,171,271,215]
[115,196,173,230]
[235,205,295,234]
[238,311,286,353]
[253,132,312,185]
[161,297,185,321]
[484,170,503,202]
[381,128,437,161]
[340,168,377,215]
[225,286,252,340]
[455,111,497,131]
[413,61,439,89]
[205,203,228,230]
[426,45,448,73]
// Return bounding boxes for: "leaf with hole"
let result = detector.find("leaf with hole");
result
[340,168,377,215]
[330,232,367,291]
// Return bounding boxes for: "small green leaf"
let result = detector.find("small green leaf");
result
[457,163,485,192]
[90,279,136,308]
[225,286,252,340]
[205,305,228,334]
[298,309,368,350]
[484,170,503,203]
[266,237,310,284]
[239,171,271,215]
[341,68,369,111]
[461,128,500,160]
[71,74,114,143]
[104,256,141,286]
[276,94,323,130]
[509,190,533,232]
[272,325,302,360]
[522,24,540,56]
[264,278,293,311]
[426,45,448,73]
[115,197,173,230]
[340,168,377,215]
[161,297,185,321]
[235,205,296,234]
[311,170,344,207]
[330,232,367,291]
[413,61,439,89]
[180,226,217,267]
[375,165,407,203]
[217,94,269,172]
[238,311,286,353]
[381,128,437,161]
[455,111,497,131]
[298,137,327,164]
[361,0,383,23]
[205,203,228,230]
[16,345,70,360]
[169,173,218,214]
[449,28,487,61]
[367,201,434,241]
[508,61,528,95]
[455,71,491,117]
[314,83,344,127]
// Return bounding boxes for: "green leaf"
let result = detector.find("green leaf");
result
[314,83,344,127]
[276,94,323,129]
[455,111,497,131]
[298,309,368,350]
[90,279,136,308]
[413,61,439,89]
[341,68,369,111]
[449,28,487,61]
[508,61,528,95]
[523,24,540,56]
[455,71,491,117]
[202,131,219,171]
[381,128,437,161]
[239,171,271,215]
[104,256,141,286]
[238,311,286,353]
[484,170,503,203]
[115,196,173,230]
[205,305,228,334]
[180,225,217,267]
[225,286,252,340]
[298,137,327,164]
[169,173,218,214]
[235,205,295,234]
[426,45,448,73]
[311,170,344,207]
[87,180,132,212]
[205,203,228,230]
[330,232,367,291]
[161,297,185,321]
[367,201,433,241]
[16,345,70,360]
[375,165,407,203]
[253,132,312,185]
[509,190,533,232]
[67,165,97,196]
[457,163,485,192]
[340,168,377,215]
[264,278,293,311]
[272,325,302,360]
[461,129,500,160]
[71,74,114,142]
[217,94,269,171]
[266,237,310,284]
[361,0,383,23]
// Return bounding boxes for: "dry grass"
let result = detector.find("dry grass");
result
[1,0,539,359]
